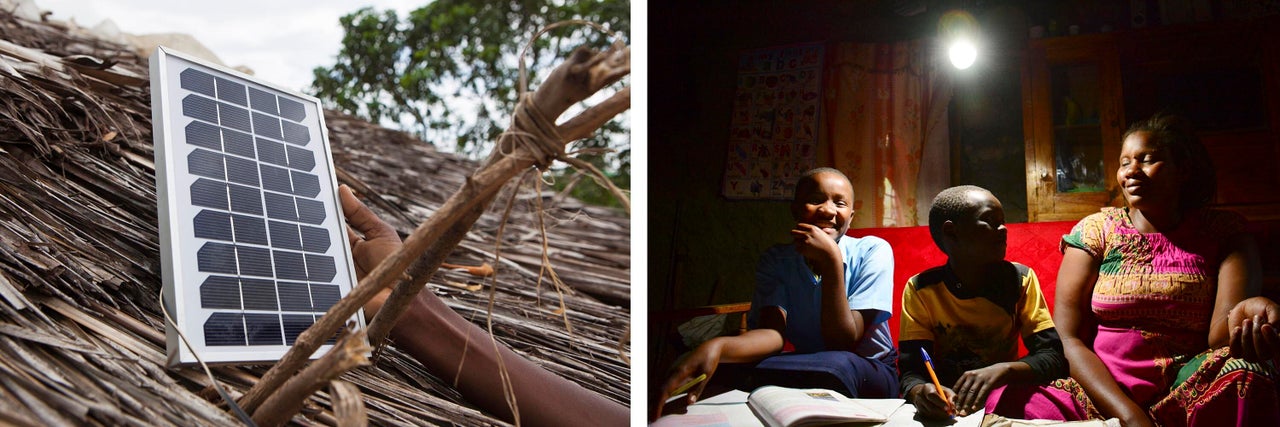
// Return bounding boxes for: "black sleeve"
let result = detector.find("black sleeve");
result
[1018,327,1069,382]
[897,339,933,399]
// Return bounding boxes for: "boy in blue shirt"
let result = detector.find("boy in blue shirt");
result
[655,168,898,418]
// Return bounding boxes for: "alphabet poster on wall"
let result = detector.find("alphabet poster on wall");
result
[722,42,823,200]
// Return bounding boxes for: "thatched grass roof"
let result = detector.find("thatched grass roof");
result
[0,9,629,426]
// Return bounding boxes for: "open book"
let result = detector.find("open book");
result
[747,386,904,427]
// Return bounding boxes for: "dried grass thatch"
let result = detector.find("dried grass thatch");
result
[0,9,629,426]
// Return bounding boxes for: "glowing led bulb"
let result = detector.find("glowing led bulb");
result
[949,38,977,70]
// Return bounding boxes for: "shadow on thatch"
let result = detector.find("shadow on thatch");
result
[0,9,629,426]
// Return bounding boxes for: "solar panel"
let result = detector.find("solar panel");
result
[150,47,365,366]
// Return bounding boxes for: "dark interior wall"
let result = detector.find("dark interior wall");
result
[950,58,1030,223]
[649,1,929,314]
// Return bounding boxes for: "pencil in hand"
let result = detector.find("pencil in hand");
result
[920,348,955,417]
[672,373,707,396]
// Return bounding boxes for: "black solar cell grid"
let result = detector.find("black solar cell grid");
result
[172,65,348,350]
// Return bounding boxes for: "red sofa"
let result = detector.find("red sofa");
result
[652,220,1080,370]
[848,220,1078,343]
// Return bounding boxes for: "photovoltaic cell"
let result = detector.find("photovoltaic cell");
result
[190,179,228,210]
[297,199,326,224]
[282,121,309,145]
[237,246,274,277]
[264,192,299,221]
[204,313,246,346]
[268,220,302,250]
[311,284,340,311]
[183,95,218,123]
[219,102,252,132]
[259,164,292,194]
[200,276,241,310]
[223,129,256,158]
[273,251,308,281]
[180,68,215,96]
[257,138,288,166]
[245,313,283,346]
[197,242,238,275]
[228,184,263,215]
[282,314,312,344]
[253,112,283,140]
[241,278,278,310]
[305,254,336,282]
[299,226,329,253]
[215,77,248,106]
[277,282,312,311]
[224,156,260,187]
[249,87,278,115]
[193,210,233,241]
[232,214,269,245]
[186,122,221,150]
[291,171,320,197]
[188,149,225,180]
[278,98,305,122]
[286,145,315,171]
[153,47,363,365]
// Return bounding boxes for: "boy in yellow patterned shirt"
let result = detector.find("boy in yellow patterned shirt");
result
[898,185,1066,419]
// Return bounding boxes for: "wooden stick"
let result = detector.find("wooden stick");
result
[558,87,631,142]
[237,44,629,414]
[329,380,368,427]
[251,328,371,427]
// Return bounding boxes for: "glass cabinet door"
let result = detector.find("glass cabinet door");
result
[1051,65,1105,194]
[1023,34,1124,222]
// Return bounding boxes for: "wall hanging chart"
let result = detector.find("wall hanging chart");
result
[722,42,824,200]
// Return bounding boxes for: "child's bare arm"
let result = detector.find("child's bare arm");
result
[341,185,627,427]
[653,306,786,420]
[793,223,867,350]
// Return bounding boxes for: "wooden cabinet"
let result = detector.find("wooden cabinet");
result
[1022,33,1126,222]
[1121,21,1280,221]
[1021,18,1280,222]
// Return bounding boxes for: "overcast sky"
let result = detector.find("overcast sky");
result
[37,0,424,93]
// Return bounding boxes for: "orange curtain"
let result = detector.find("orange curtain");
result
[824,40,952,228]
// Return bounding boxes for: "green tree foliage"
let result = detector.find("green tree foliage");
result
[312,0,630,207]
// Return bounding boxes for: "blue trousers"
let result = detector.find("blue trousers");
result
[746,350,899,398]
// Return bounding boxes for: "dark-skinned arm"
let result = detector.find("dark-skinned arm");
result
[652,307,786,419]
[1212,233,1260,348]
[340,185,627,427]
[1018,328,1068,382]
[792,223,883,351]
[1056,247,1154,427]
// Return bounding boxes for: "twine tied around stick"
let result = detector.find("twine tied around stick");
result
[502,19,624,172]
[503,95,564,170]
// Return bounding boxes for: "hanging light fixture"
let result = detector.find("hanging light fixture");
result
[939,9,979,70]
